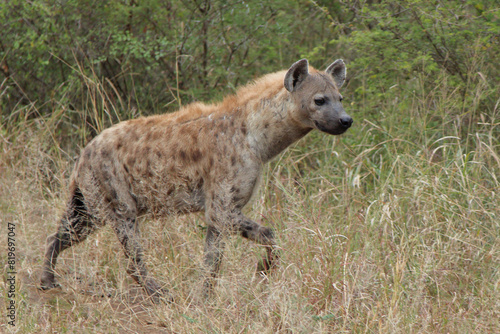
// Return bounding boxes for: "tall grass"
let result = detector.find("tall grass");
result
[1,62,498,333]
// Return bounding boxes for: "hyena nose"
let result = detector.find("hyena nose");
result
[339,116,353,129]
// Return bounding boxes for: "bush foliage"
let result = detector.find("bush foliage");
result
[2,0,498,143]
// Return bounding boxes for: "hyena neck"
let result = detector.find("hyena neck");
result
[246,89,312,163]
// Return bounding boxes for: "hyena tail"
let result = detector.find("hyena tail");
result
[40,182,99,290]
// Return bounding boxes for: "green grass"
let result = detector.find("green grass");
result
[1,68,499,333]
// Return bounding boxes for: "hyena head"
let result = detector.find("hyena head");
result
[284,58,353,135]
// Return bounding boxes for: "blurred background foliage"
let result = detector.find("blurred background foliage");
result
[1,0,498,143]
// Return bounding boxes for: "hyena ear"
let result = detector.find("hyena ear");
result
[326,59,346,89]
[284,59,309,92]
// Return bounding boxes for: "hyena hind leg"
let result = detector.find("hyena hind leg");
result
[112,218,172,304]
[202,225,225,298]
[40,187,98,290]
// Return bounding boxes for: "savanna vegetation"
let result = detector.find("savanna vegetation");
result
[1,0,499,332]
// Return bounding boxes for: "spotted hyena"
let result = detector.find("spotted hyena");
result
[40,58,353,303]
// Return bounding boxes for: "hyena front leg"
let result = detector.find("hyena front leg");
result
[202,200,280,297]
[112,217,171,304]
[237,217,280,275]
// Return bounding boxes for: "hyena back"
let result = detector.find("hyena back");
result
[40,58,353,303]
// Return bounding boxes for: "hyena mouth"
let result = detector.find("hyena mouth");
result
[314,120,350,135]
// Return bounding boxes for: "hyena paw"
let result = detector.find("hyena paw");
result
[256,257,274,275]
[145,282,173,304]
[256,248,281,276]
[150,289,174,304]
[39,274,61,290]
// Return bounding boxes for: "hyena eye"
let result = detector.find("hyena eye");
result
[314,98,326,106]
[339,96,343,102]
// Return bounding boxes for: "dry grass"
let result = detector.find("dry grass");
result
[1,69,499,333]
